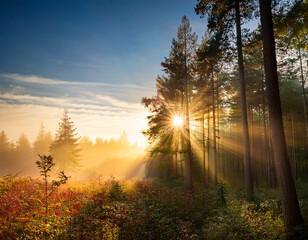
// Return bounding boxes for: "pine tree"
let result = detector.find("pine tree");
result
[177,15,197,189]
[14,133,33,173]
[195,30,227,185]
[33,123,52,155]
[274,0,308,143]
[195,0,255,193]
[0,131,12,175]
[50,110,81,172]
[119,131,129,145]
[142,16,197,186]
[259,0,304,231]
[16,133,32,153]
[0,131,10,152]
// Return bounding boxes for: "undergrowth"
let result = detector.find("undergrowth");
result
[0,176,307,239]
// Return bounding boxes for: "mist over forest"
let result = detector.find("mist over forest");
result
[0,111,145,179]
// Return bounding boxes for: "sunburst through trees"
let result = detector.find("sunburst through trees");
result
[142,2,307,233]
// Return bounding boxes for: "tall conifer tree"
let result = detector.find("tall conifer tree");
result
[177,16,197,189]
[50,110,81,172]
[195,0,254,193]
[33,123,52,156]
[259,0,304,232]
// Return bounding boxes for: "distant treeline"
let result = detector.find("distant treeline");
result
[0,121,145,178]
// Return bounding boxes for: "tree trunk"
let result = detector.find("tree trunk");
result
[290,112,297,183]
[250,106,258,188]
[249,106,253,164]
[181,93,184,182]
[175,98,179,180]
[259,0,303,230]
[202,110,206,185]
[207,103,211,184]
[212,68,217,185]
[175,153,178,180]
[298,47,308,143]
[217,84,221,181]
[262,75,271,188]
[268,124,277,188]
[235,0,253,193]
[184,56,193,190]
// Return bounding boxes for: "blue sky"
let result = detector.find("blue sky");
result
[0,0,256,145]
[0,0,205,87]
[0,0,208,145]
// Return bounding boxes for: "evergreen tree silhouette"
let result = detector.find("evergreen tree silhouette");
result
[50,110,81,172]
[33,123,52,155]
[119,131,129,145]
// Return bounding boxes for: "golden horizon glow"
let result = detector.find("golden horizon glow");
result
[173,116,183,127]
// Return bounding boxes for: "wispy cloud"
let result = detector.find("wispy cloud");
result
[88,93,143,110]
[0,73,150,90]
[0,73,149,146]
[0,92,143,114]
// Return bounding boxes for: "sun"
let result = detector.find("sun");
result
[173,116,183,127]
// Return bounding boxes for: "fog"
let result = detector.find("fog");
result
[0,123,146,180]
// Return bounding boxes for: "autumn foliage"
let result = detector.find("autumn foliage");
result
[1,174,307,239]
